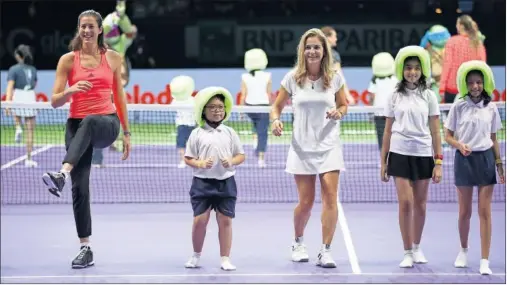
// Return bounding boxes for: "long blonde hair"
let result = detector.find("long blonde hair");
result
[458,15,481,49]
[293,28,334,89]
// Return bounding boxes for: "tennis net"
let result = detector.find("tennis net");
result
[1,101,505,205]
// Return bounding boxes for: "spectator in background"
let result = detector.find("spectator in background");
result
[321,26,356,105]
[419,25,451,101]
[439,15,486,104]
[239,48,272,168]
[367,52,398,153]
[4,44,38,168]
[170,75,197,168]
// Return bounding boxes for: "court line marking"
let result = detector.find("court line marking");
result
[2,272,505,279]
[338,199,361,274]
[0,144,53,171]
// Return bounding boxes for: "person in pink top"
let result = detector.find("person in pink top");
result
[439,15,486,103]
[41,9,131,269]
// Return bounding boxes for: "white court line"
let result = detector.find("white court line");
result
[338,199,362,274]
[1,272,505,279]
[0,145,53,171]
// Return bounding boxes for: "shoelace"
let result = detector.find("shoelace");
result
[292,243,306,252]
[75,247,88,260]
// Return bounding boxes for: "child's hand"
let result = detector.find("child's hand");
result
[221,157,233,168]
[199,157,214,169]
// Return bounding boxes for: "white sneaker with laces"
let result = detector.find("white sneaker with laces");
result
[184,254,200,268]
[316,249,336,268]
[479,259,492,275]
[291,243,309,262]
[399,251,414,268]
[220,256,236,271]
[413,247,428,264]
[25,159,38,168]
[454,249,468,268]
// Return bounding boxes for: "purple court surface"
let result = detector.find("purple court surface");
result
[1,143,506,283]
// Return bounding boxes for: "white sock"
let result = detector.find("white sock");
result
[221,256,230,263]
[16,126,22,132]
[295,236,304,244]
[460,247,468,253]
[321,244,331,251]
[404,249,413,255]
[81,242,90,247]
[413,243,420,250]
[193,252,201,258]
[60,170,71,180]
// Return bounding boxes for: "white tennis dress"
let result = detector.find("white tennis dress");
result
[281,70,346,175]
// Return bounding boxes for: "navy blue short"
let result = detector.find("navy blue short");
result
[176,125,194,148]
[189,176,237,218]
[454,148,497,187]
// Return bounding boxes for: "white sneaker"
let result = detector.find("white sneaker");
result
[258,159,266,168]
[15,129,22,143]
[454,249,468,268]
[291,243,309,262]
[177,161,186,168]
[316,249,337,268]
[220,256,236,271]
[479,259,492,275]
[24,159,38,168]
[399,252,414,268]
[413,247,428,264]
[184,254,200,268]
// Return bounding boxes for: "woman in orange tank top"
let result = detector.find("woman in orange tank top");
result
[41,9,131,269]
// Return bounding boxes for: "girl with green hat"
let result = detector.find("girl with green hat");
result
[443,60,504,275]
[380,45,443,268]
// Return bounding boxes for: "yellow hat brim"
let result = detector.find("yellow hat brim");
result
[456,60,495,98]
[194,86,234,127]
[395,46,431,81]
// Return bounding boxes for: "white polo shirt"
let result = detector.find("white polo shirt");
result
[444,96,503,151]
[384,88,440,157]
[242,71,271,105]
[367,76,398,116]
[184,123,245,180]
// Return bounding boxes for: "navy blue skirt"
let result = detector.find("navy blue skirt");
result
[454,148,497,187]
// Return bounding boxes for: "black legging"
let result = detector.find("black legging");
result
[63,114,120,238]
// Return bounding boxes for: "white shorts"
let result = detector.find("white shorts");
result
[12,89,37,117]
[285,143,345,175]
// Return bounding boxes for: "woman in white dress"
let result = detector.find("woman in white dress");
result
[270,28,349,268]
[5,44,38,167]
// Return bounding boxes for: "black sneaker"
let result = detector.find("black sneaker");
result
[72,246,94,269]
[42,172,66,197]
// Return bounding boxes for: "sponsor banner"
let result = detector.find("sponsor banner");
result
[185,24,430,58]
[1,67,505,105]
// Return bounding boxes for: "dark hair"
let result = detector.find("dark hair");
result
[321,26,336,37]
[458,15,481,49]
[68,10,108,53]
[370,74,392,84]
[14,44,33,65]
[249,69,261,76]
[395,56,429,94]
[465,70,491,106]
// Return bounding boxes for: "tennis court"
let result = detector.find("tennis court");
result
[1,103,506,283]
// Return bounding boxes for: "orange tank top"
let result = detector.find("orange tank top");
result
[67,51,116,118]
